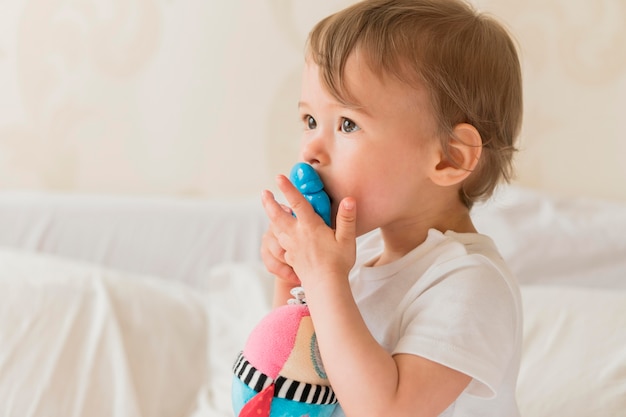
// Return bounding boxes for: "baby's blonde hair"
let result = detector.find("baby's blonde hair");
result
[307,0,523,208]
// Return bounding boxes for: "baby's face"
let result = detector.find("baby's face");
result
[297,52,443,236]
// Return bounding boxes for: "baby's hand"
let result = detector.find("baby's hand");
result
[260,204,300,286]
[261,162,330,284]
[261,174,356,290]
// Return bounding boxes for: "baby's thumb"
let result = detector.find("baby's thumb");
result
[335,197,356,244]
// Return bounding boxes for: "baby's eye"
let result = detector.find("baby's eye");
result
[304,115,317,130]
[340,118,360,133]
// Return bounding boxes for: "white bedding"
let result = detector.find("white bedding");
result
[0,250,273,417]
[518,286,626,417]
[472,187,626,289]
[0,192,268,288]
[0,186,625,417]
[0,249,209,417]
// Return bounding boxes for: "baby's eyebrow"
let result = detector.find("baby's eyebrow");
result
[345,104,371,118]
[298,100,371,118]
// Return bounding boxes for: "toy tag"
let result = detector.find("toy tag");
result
[288,286,307,305]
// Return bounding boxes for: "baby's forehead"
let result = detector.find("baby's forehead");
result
[307,47,426,107]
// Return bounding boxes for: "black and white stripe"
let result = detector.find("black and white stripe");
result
[233,352,337,405]
[274,375,337,404]
[232,351,272,393]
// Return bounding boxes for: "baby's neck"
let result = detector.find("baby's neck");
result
[375,204,475,266]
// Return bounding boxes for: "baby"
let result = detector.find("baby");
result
[261,0,523,415]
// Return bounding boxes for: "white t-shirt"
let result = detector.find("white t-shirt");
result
[332,229,522,417]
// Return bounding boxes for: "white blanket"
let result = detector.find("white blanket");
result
[1,187,626,417]
[2,248,626,417]
[0,249,271,417]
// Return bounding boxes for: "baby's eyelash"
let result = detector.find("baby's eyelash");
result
[340,117,360,133]
[302,114,317,130]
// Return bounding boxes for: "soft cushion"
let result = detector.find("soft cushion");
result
[518,285,626,417]
[473,187,626,289]
[0,248,209,417]
[3,248,625,417]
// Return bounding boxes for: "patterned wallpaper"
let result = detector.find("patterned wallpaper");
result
[1,0,625,200]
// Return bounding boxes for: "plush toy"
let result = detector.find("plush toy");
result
[231,163,337,417]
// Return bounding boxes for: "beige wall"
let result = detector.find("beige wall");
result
[1,0,625,201]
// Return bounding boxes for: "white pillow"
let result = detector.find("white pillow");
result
[0,248,209,417]
[193,263,273,417]
[473,186,626,289]
[518,285,626,417]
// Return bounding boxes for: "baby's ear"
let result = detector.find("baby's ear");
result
[430,123,482,186]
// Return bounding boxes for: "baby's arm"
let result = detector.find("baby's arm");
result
[304,280,471,417]
[262,176,472,417]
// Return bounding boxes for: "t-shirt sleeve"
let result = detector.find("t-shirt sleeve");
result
[392,256,520,398]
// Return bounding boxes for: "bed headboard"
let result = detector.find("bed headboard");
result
[0,0,624,201]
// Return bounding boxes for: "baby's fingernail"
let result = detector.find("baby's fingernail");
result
[261,190,272,201]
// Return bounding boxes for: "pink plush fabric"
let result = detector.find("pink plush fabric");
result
[243,304,309,379]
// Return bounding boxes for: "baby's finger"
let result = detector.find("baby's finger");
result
[262,249,298,283]
[260,237,299,283]
[275,175,316,222]
[261,189,295,230]
[279,203,293,215]
[335,197,357,245]
[262,230,286,262]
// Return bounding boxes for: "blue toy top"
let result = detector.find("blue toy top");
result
[289,163,332,227]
